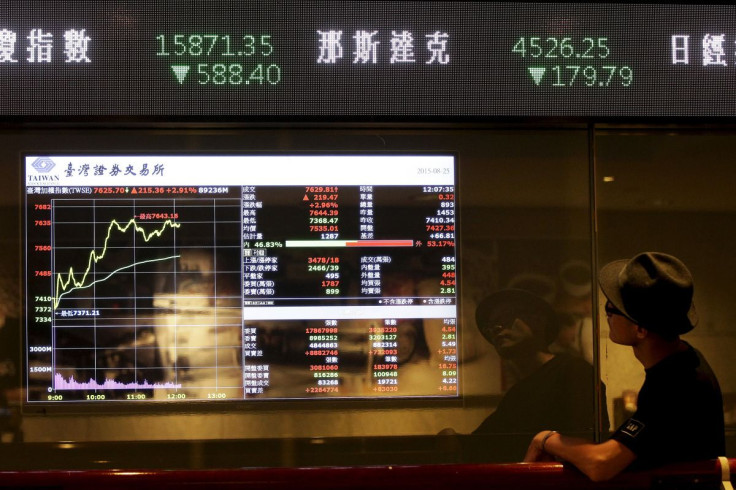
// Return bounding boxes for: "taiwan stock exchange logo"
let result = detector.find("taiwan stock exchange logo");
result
[28,157,61,183]
[31,157,56,173]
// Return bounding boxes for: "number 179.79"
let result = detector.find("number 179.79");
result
[548,65,632,87]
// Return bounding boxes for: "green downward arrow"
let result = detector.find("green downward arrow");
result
[171,65,191,84]
[528,67,546,86]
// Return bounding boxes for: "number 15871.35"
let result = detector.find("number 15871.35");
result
[156,34,273,57]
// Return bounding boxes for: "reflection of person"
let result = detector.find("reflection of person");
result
[473,289,604,439]
[525,253,725,481]
[550,260,595,364]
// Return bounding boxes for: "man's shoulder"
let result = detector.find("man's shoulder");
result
[646,344,721,390]
[637,344,723,426]
[691,346,721,380]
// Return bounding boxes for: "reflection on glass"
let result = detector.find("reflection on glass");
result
[469,289,602,459]
[0,129,597,469]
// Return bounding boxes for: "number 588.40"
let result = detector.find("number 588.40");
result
[196,63,281,85]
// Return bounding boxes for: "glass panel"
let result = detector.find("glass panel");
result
[0,128,594,468]
[596,130,736,445]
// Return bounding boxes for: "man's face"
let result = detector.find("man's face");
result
[605,301,639,345]
[481,304,538,358]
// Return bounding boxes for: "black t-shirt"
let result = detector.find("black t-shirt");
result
[474,354,606,435]
[611,343,725,470]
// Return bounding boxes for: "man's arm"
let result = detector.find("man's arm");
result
[524,431,637,482]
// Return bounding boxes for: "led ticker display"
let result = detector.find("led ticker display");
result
[511,37,634,88]
[156,33,282,86]
[2,2,736,118]
[24,155,458,403]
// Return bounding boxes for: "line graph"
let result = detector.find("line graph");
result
[49,197,244,400]
[54,218,181,309]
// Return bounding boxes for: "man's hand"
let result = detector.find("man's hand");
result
[524,430,557,462]
[523,430,637,481]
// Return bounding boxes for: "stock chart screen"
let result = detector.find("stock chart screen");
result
[1,2,736,117]
[24,155,458,403]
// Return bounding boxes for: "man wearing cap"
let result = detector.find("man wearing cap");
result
[471,289,604,459]
[524,252,725,481]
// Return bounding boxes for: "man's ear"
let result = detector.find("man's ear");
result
[635,325,649,340]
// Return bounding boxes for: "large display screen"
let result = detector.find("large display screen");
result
[1,2,735,118]
[23,155,458,403]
